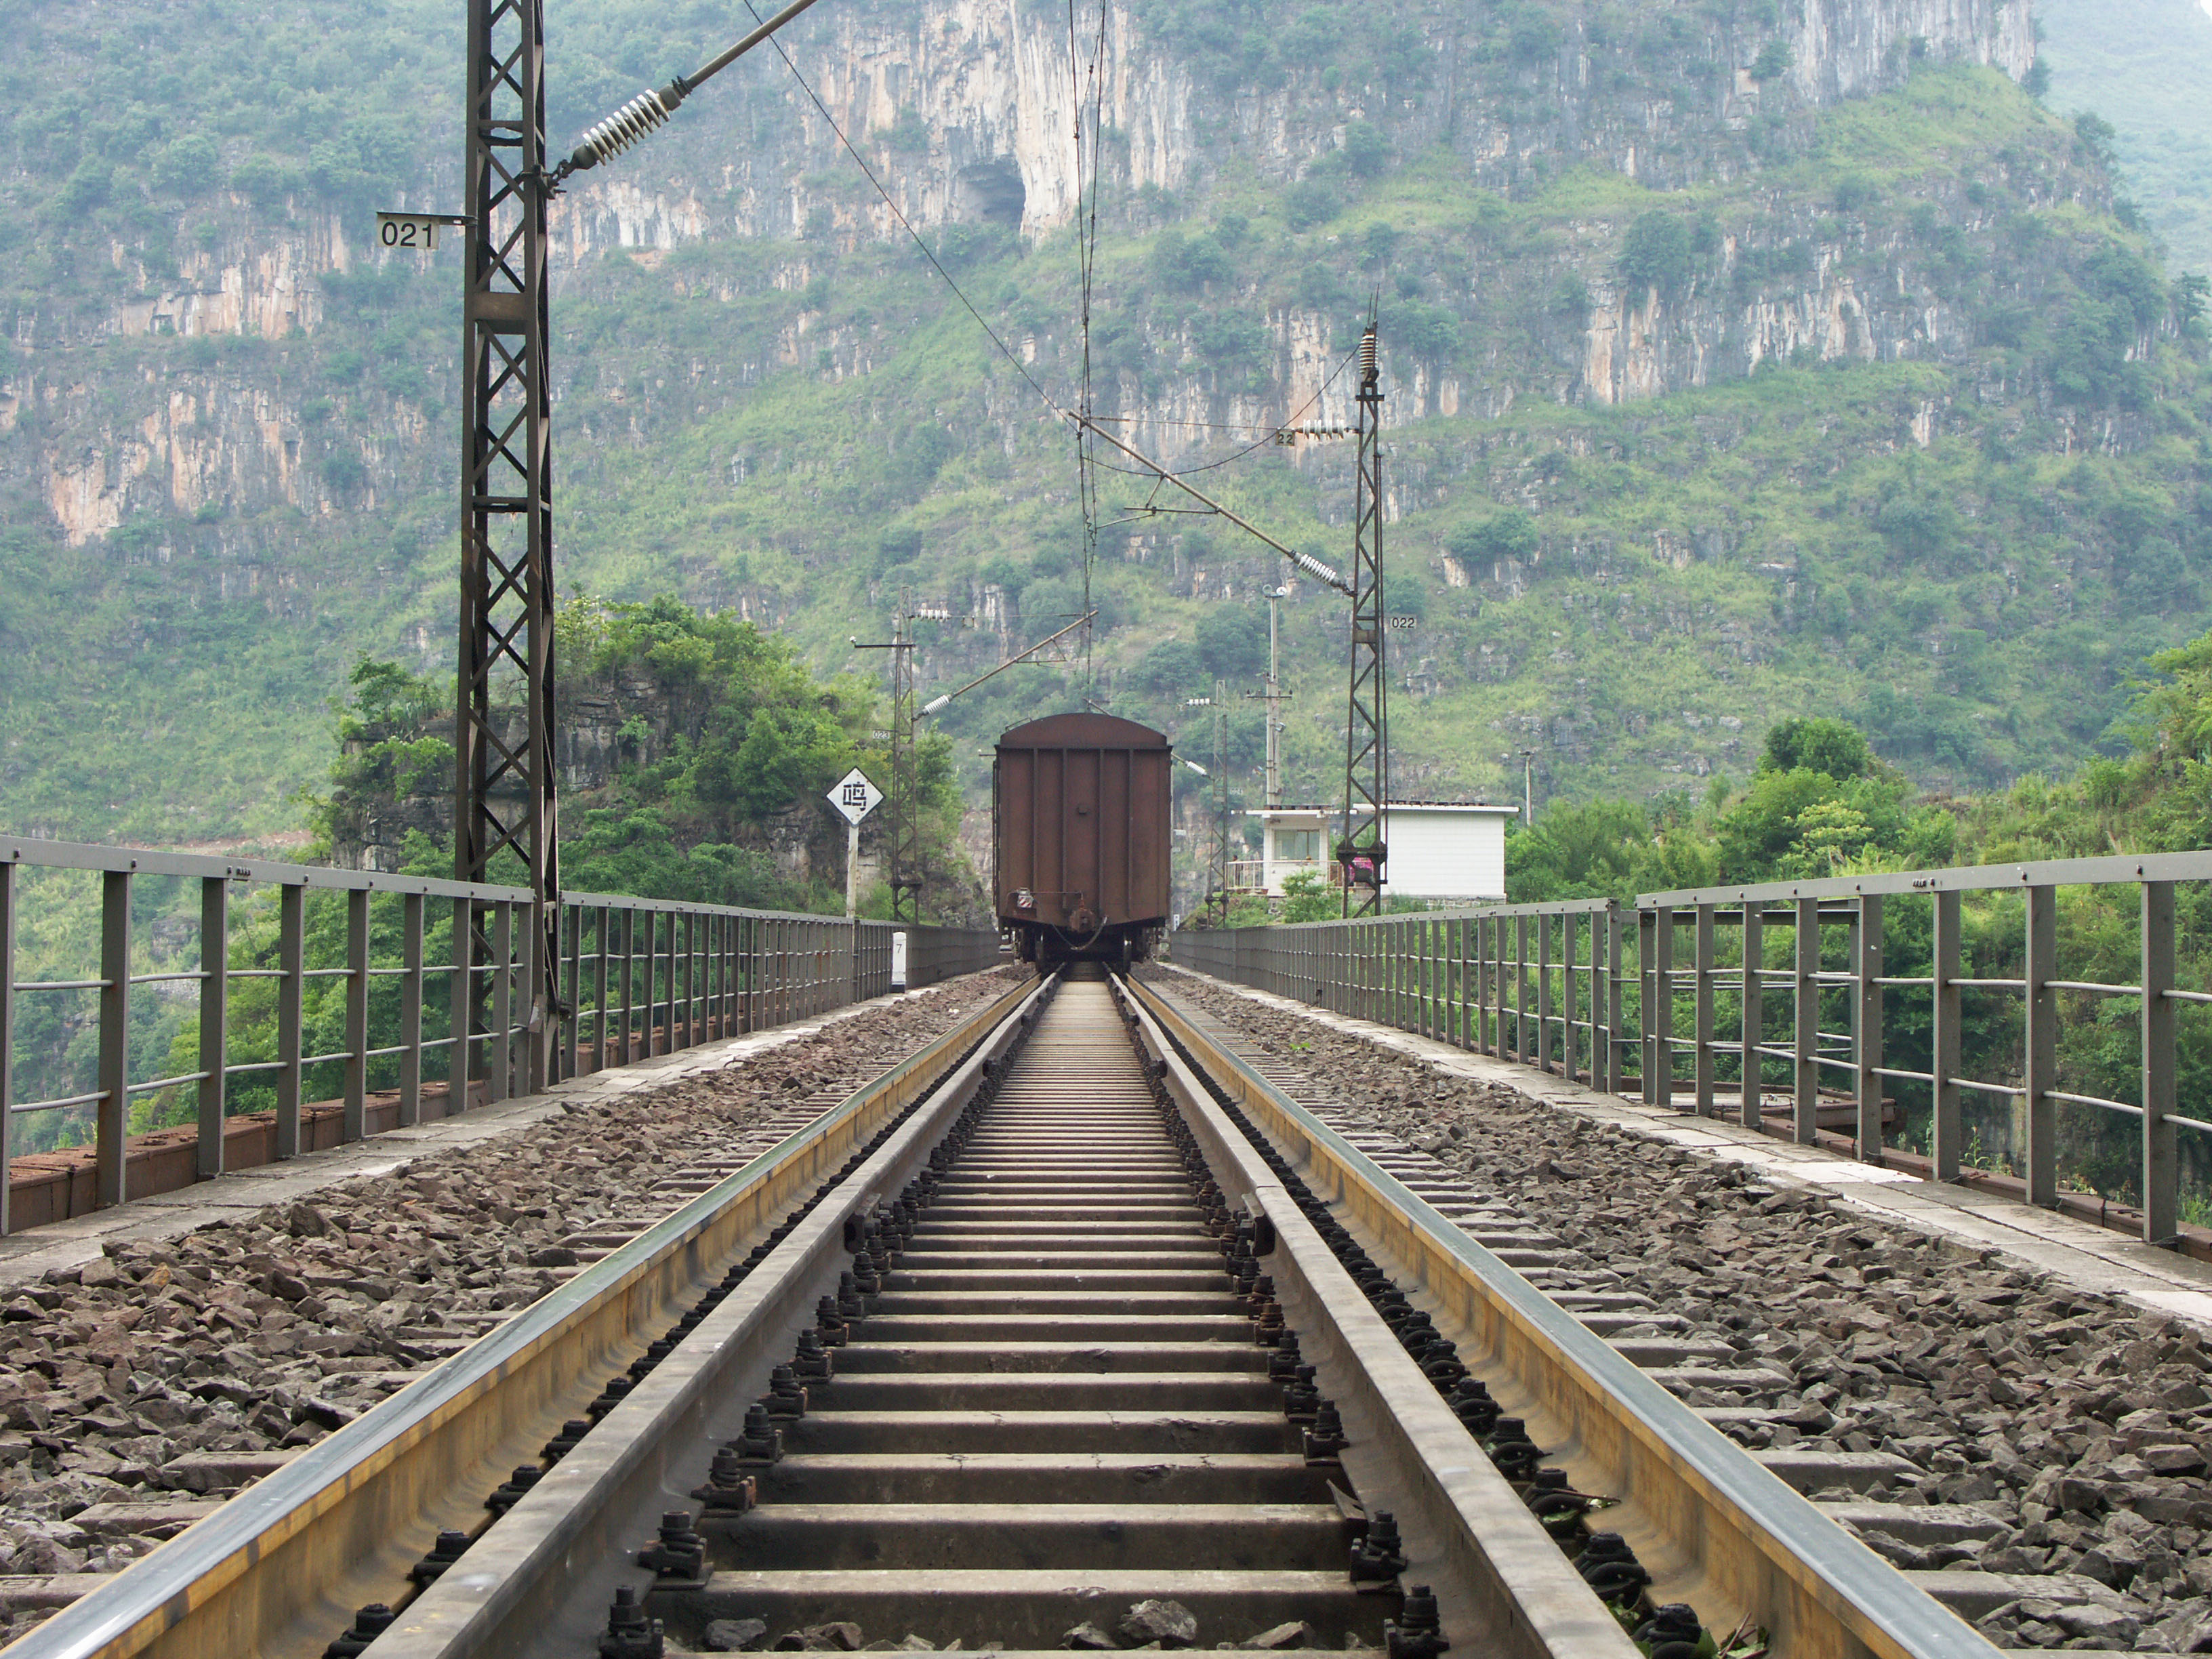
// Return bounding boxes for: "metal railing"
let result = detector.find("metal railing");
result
[1173,851,2212,1247]
[0,836,1004,1235]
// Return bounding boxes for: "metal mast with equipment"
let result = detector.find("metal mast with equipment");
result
[447,0,836,1090]
[455,0,558,1090]
[1338,325,1387,918]
[1211,679,1230,922]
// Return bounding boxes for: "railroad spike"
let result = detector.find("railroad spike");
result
[321,1602,396,1658]
[1349,1510,1409,1585]
[597,1585,665,1659]
[1383,1585,1450,1659]
[637,1509,706,1582]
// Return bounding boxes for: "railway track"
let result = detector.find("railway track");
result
[6,968,2003,1659]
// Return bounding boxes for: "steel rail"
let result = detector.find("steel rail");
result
[1107,978,1635,1659]
[1123,975,2002,1659]
[3,972,1041,1659]
[365,971,1057,1658]
[369,969,1654,1659]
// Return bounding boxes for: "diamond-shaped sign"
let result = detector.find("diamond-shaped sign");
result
[827,768,884,825]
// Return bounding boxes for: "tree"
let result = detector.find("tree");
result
[729,705,846,819]
[1508,7,1564,60]
[1875,491,1962,560]
[1506,800,1654,900]
[1446,511,1540,569]
[2074,111,2118,169]
[1279,867,1336,922]
[1761,716,1876,779]
[1136,638,1201,695]
[1197,606,1268,683]
[1750,39,1793,81]
[1618,212,1693,299]
[1285,177,1342,230]
[1150,227,1232,292]
[1343,121,1391,178]
[1393,301,1460,360]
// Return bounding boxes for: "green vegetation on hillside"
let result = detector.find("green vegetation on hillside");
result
[0,1,2207,920]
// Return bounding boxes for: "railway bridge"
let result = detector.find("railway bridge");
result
[0,828,2205,1658]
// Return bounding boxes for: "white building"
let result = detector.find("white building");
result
[1240,803,1517,901]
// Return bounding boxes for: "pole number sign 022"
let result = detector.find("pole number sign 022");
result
[375,211,470,252]
[827,769,884,826]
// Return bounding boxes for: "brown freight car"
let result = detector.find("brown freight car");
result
[994,712,1173,964]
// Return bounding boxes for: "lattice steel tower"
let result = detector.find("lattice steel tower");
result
[456,0,559,1086]
[1338,325,1387,918]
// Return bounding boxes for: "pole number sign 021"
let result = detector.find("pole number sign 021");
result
[827,769,884,826]
[376,211,470,252]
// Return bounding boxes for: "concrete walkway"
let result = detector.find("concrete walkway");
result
[0,984,966,1291]
[1164,967,2212,1338]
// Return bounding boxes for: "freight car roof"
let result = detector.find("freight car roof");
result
[996,712,1170,748]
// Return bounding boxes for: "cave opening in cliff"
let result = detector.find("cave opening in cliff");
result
[956,158,1027,228]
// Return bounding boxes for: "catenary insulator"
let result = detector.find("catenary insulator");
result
[1359,325,1378,386]
[568,82,687,173]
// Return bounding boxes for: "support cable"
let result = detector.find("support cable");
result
[1067,0,1110,693]
[585,1,1356,614]
[1086,344,1357,479]
[732,0,1067,421]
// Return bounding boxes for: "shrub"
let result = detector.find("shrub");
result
[1618,211,1692,298]
[1196,605,1267,682]
[1285,177,1343,230]
[1445,510,1540,567]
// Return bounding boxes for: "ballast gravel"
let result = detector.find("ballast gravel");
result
[1160,972,2212,1653]
[0,969,1020,1641]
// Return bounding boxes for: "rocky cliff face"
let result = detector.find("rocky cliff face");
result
[610,0,2032,239]
[1,0,2040,547]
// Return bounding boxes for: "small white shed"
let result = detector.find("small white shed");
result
[1246,802,1517,901]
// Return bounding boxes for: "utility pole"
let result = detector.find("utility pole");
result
[1520,748,1536,827]
[1339,324,1388,919]
[1264,588,1287,810]
[1212,678,1230,924]
[455,0,558,1090]
[1239,588,1292,910]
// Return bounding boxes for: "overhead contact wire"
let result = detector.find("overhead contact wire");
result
[1089,342,1361,479]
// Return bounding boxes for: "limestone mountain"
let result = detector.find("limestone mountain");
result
[0,0,2203,877]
